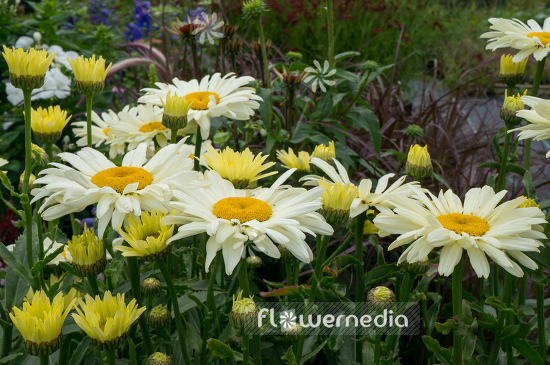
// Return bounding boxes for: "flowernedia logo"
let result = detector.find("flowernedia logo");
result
[244,302,420,336]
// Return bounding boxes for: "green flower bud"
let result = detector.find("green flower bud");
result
[147,352,172,365]
[246,256,262,269]
[401,257,430,275]
[147,305,171,329]
[230,291,257,331]
[367,286,395,309]
[141,277,162,296]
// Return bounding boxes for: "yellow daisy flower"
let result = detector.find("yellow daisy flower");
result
[30,105,71,143]
[67,225,106,277]
[2,46,54,89]
[67,54,112,95]
[10,290,76,356]
[276,147,310,172]
[72,291,146,350]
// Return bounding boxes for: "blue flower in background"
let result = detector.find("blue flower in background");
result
[88,0,114,26]
[124,0,152,41]
[188,6,205,22]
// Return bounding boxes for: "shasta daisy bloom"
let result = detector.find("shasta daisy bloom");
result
[510,96,550,156]
[115,210,175,261]
[106,104,188,156]
[311,141,335,161]
[138,73,262,139]
[72,291,146,350]
[30,105,71,143]
[72,108,122,154]
[10,290,76,356]
[302,157,417,216]
[2,46,55,89]
[164,169,333,275]
[31,140,200,238]
[202,145,276,188]
[373,186,546,278]
[318,178,357,227]
[481,17,550,61]
[276,147,310,173]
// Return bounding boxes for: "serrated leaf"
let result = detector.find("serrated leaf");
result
[421,336,452,365]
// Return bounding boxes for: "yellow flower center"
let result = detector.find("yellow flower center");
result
[436,213,489,236]
[527,32,550,46]
[91,167,153,193]
[185,91,220,110]
[103,128,111,135]
[138,122,168,133]
[213,197,272,223]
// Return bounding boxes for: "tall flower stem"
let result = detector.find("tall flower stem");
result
[242,333,250,365]
[525,58,546,171]
[496,130,512,192]
[170,127,178,144]
[354,213,367,365]
[255,18,271,89]
[87,275,100,297]
[22,89,35,276]
[487,272,513,364]
[158,258,191,365]
[0,325,12,358]
[40,356,48,365]
[194,132,202,171]
[106,349,115,365]
[85,94,93,148]
[201,255,220,364]
[237,261,262,365]
[326,0,335,67]
[127,257,153,356]
[537,282,546,360]
[452,260,463,365]
[190,43,200,79]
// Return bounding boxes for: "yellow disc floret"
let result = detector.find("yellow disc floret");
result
[10,290,76,356]
[527,32,550,46]
[139,121,169,133]
[203,145,276,188]
[115,210,174,261]
[213,197,273,223]
[91,166,153,193]
[185,91,220,110]
[436,213,490,236]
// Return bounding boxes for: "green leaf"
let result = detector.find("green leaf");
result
[522,172,536,200]
[432,172,451,189]
[503,336,543,365]
[334,254,362,267]
[364,265,399,287]
[506,163,527,177]
[345,107,381,153]
[31,245,66,276]
[334,51,360,61]
[206,338,236,360]
[434,319,458,335]
[282,346,297,365]
[311,91,333,121]
[0,243,34,287]
[421,336,452,365]
[476,161,500,169]
[0,353,23,364]
[300,339,327,364]
[257,87,273,131]
[68,337,90,365]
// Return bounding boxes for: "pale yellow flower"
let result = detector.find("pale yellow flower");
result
[2,45,54,77]
[67,54,112,83]
[276,148,310,172]
[311,141,335,161]
[30,105,71,142]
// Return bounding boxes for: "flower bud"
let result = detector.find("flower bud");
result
[405,145,432,180]
[146,352,172,365]
[19,173,36,192]
[363,220,379,235]
[278,245,295,261]
[225,39,243,55]
[33,32,42,43]
[401,257,430,275]
[246,256,262,269]
[230,291,257,331]
[500,90,525,127]
[283,323,303,341]
[141,277,162,296]
[367,286,395,309]
[222,24,239,39]
[361,60,380,73]
[286,51,303,63]
[147,305,171,329]
[499,55,527,88]
[404,125,424,140]
[517,196,539,208]
[67,226,106,277]
[311,141,336,161]
[319,178,356,228]
[251,39,271,56]
[242,0,268,20]
[161,91,193,131]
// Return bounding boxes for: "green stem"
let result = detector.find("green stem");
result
[399,272,415,302]
[106,349,115,365]
[171,127,178,144]
[88,275,100,297]
[40,355,48,365]
[354,213,366,365]
[236,261,261,365]
[496,131,512,192]
[190,43,200,79]
[237,260,250,296]
[0,325,12,358]
[487,272,513,364]
[44,142,53,161]
[256,18,271,89]
[285,261,292,286]
[326,0,334,67]
[253,335,262,365]
[158,259,191,365]
[373,333,382,364]
[127,257,153,356]
[194,132,202,172]
[338,70,370,118]
[452,260,464,365]
[85,94,93,148]
[537,283,547,361]
[309,235,330,302]
[525,58,546,171]
[22,89,35,281]
[323,234,354,266]
[201,255,220,362]
[242,333,250,365]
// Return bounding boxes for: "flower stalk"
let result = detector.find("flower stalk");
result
[537,282,546,360]
[326,0,335,67]
[354,213,366,364]
[127,257,154,356]
[255,19,271,89]
[86,94,93,148]
[487,271,513,364]
[22,89,36,280]
[452,260,463,365]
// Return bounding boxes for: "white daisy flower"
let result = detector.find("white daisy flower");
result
[509,96,550,157]
[31,140,201,238]
[15,36,34,50]
[0,158,8,173]
[373,186,546,278]
[40,68,71,100]
[106,104,196,157]
[481,17,550,61]
[301,157,418,216]
[163,169,333,275]
[138,73,262,140]
[72,108,125,158]
[304,60,337,93]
